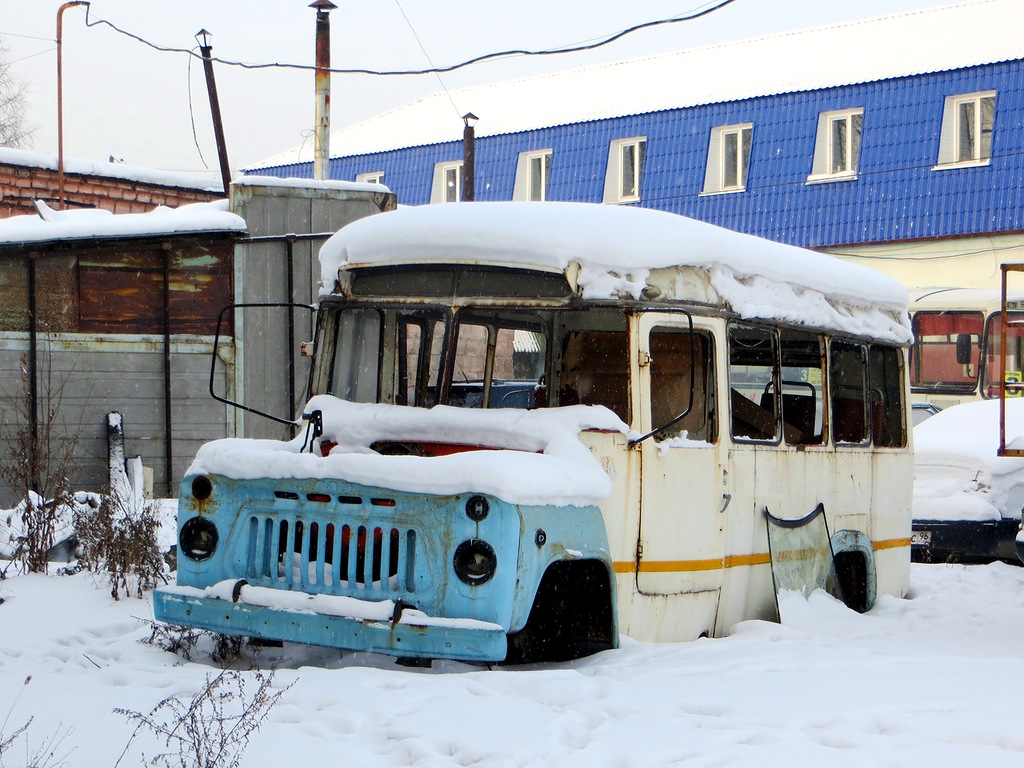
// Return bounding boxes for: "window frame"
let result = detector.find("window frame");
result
[934,90,996,169]
[807,107,863,183]
[430,160,464,203]
[602,136,647,204]
[512,149,553,202]
[701,123,753,195]
[356,171,385,185]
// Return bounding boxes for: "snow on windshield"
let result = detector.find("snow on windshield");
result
[319,203,911,344]
[189,396,629,507]
[914,399,1024,521]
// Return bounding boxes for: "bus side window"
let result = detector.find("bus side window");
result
[830,340,868,444]
[728,324,779,442]
[870,344,906,447]
[778,330,825,445]
[559,330,630,421]
[649,328,716,442]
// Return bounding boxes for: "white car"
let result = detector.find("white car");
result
[913,398,1024,564]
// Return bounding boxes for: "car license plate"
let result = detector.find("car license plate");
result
[911,530,932,546]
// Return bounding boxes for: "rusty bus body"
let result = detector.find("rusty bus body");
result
[155,203,912,664]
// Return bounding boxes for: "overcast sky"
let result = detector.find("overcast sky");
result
[3,0,951,182]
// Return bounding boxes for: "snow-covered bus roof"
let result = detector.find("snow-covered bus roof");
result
[319,202,912,344]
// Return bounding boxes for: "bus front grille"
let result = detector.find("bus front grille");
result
[244,515,417,595]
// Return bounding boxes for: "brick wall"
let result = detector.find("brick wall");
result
[0,161,221,218]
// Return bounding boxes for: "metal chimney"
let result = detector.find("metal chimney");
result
[310,0,336,181]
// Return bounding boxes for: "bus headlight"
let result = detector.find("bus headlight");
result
[180,516,218,561]
[191,475,213,500]
[453,539,497,586]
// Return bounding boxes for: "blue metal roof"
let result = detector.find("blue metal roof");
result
[253,60,1024,249]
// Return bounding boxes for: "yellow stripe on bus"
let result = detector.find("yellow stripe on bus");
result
[614,538,910,574]
[872,537,912,551]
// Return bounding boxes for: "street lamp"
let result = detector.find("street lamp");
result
[195,29,232,196]
[462,112,478,202]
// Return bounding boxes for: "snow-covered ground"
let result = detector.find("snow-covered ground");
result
[1,561,1023,767]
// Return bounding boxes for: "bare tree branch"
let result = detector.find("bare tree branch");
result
[0,39,35,149]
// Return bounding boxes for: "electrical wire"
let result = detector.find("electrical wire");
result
[78,0,736,76]
[185,45,210,170]
[393,0,461,120]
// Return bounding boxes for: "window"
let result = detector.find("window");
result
[778,330,825,445]
[936,91,996,167]
[702,124,752,194]
[829,340,868,444]
[430,161,463,203]
[983,312,1024,399]
[808,108,863,181]
[447,317,547,409]
[649,327,717,442]
[356,171,385,185]
[870,345,906,448]
[513,150,553,201]
[728,324,779,442]
[602,137,646,203]
[910,311,982,394]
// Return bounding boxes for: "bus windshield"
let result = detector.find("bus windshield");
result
[319,304,636,422]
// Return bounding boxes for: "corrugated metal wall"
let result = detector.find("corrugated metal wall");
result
[256,60,1024,249]
[229,181,397,441]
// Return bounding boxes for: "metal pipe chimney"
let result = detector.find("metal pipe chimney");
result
[195,29,232,196]
[56,1,89,208]
[310,0,336,181]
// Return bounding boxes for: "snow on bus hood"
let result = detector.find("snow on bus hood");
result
[319,203,911,344]
[914,399,1024,522]
[188,396,629,507]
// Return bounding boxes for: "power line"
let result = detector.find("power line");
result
[79,1,736,77]
[393,0,460,120]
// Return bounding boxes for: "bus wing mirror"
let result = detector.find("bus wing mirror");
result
[955,333,973,365]
[210,302,318,427]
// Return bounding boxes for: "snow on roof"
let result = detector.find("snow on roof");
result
[257,0,1020,165]
[0,147,224,192]
[189,395,628,507]
[236,175,392,195]
[0,199,246,246]
[319,202,912,343]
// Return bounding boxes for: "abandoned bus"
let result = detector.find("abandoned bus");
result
[909,287,1024,410]
[154,203,913,664]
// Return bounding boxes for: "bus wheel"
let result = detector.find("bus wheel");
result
[504,560,614,664]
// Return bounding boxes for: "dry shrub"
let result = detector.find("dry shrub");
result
[74,494,168,600]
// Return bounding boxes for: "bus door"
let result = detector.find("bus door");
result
[634,314,725,639]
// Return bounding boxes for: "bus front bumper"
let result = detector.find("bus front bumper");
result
[153,581,508,663]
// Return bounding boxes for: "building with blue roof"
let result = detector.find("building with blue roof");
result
[248,0,1024,290]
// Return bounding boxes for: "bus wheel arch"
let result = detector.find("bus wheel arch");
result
[831,529,877,613]
[504,559,616,664]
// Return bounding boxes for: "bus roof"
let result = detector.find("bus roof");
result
[320,202,911,344]
[910,286,1024,312]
